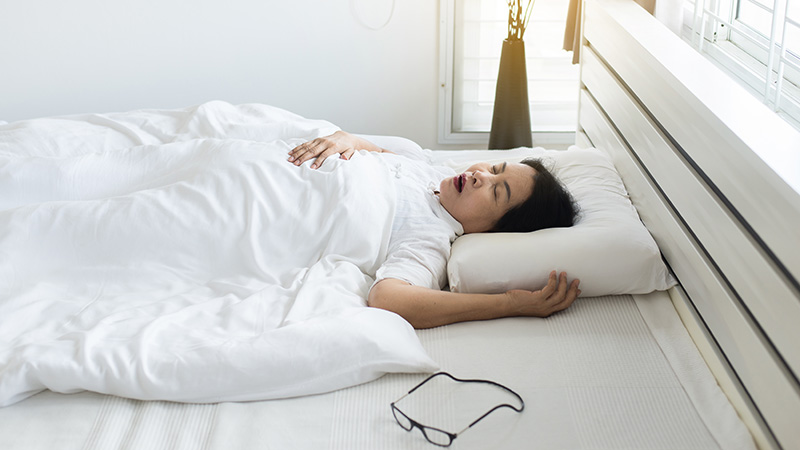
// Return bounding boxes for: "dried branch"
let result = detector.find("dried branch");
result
[506,0,535,40]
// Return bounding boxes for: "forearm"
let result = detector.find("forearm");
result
[368,279,513,329]
[342,132,393,154]
[368,272,580,329]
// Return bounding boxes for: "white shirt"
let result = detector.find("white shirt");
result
[375,154,464,290]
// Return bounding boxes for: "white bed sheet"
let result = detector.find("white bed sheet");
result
[0,291,755,450]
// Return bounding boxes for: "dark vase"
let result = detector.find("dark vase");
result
[488,39,532,150]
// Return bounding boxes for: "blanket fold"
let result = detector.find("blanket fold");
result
[0,102,437,407]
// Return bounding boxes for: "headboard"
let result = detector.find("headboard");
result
[576,0,800,448]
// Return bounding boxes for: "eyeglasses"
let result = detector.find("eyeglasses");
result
[390,372,525,447]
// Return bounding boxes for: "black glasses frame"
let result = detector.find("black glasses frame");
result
[390,372,525,447]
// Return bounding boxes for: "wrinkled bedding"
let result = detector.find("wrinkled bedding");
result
[0,102,437,407]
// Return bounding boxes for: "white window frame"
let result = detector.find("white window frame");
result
[438,0,578,146]
[683,0,800,129]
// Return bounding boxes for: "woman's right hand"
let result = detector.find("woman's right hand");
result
[288,131,359,169]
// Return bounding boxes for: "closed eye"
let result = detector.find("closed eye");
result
[490,165,499,202]
[491,163,510,203]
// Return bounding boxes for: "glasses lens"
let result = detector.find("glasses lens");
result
[422,427,453,447]
[392,405,413,431]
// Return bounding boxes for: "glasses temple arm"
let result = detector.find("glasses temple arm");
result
[465,400,525,430]
[407,372,461,395]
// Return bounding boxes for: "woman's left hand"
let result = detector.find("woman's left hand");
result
[504,271,581,318]
[288,131,358,169]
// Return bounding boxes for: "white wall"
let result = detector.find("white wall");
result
[0,0,462,149]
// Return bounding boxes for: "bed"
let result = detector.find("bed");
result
[1,0,798,448]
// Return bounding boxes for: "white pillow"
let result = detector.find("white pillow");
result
[446,147,676,297]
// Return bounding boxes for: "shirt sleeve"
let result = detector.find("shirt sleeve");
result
[375,234,451,290]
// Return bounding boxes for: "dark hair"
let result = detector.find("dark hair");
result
[491,158,578,233]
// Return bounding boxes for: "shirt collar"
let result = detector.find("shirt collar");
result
[427,183,464,237]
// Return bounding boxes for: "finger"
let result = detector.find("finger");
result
[554,279,581,311]
[288,142,304,156]
[310,147,340,169]
[295,141,326,165]
[288,144,310,163]
[552,271,569,300]
[539,271,558,297]
[288,141,315,160]
[287,146,302,162]
[340,148,355,160]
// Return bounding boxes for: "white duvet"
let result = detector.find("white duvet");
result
[0,102,437,407]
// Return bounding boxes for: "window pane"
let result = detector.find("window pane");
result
[737,0,773,36]
[531,102,579,131]
[527,57,581,79]
[787,22,799,58]
[789,0,800,21]
[452,0,578,134]
[529,79,579,102]
[525,24,573,56]
[748,0,773,11]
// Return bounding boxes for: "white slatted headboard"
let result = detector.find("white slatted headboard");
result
[577,0,800,448]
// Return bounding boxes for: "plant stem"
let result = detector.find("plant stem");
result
[521,0,535,39]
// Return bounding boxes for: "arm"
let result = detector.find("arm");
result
[288,130,393,169]
[368,271,580,329]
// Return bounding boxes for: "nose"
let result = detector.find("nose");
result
[469,169,491,187]
[472,169,493,182]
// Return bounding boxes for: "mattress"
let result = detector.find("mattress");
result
[0,291,754,450]
[0,120,754,448]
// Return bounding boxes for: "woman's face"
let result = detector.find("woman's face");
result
[438,161,536,234]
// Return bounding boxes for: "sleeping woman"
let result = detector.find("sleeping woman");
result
[0,104,583,405]
[288,131,582,329]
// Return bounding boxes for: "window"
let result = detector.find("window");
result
[439,0,579,145]
[683,0,800,130]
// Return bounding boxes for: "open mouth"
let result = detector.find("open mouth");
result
[454,173,465,193]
